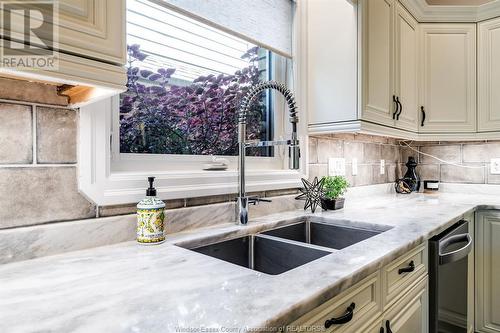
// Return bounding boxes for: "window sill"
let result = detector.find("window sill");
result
[94,169,302,205]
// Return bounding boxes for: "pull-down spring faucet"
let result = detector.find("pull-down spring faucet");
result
[236,81,300,225]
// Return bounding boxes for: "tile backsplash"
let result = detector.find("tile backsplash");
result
[310,134,500,187]
[309,133,402,186]
[401,141,500,185]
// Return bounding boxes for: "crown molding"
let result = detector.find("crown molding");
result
[399,0,500,22]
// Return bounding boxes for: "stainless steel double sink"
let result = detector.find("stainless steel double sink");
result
[178,218,392,275]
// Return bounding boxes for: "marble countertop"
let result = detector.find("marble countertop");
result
[2,192,500,333]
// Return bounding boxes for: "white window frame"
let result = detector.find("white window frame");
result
[78,0,308,206]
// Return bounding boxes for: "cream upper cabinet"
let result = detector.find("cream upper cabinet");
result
[361,0,395,127]
[476,210,500,333]
[57,0,126,65]
[419,24,476,133]
[306,0,357,126]
[2,0,126,65]
[360,0,419,132]
[478,17,500,132]
[394,3,419,132]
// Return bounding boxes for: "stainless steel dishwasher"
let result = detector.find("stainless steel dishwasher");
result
[429,219,473,333]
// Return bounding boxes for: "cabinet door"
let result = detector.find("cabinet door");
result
[1,0,126,65]
[419,24,476,133]
[361,0,396,127]
[384,277,428,333]
[306,0,357,125]
[478,18,500,132]
[476,211,500,333]
[394,3,418,132]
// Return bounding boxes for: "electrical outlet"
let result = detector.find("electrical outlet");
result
[491,158,500,174]
[352,158,358,176]
[328,158,346,176]
[380,160,385,175]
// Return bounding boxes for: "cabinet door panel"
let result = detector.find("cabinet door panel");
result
[476,211,500,332]
[1,0,125,65]
[384,277,428,333]
[361,0,395,127]
[394,4,418,132]
[478,18,500,132]
[306,0,357,125]
[419,24,476,133]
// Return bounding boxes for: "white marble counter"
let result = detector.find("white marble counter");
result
[1,192,499,333]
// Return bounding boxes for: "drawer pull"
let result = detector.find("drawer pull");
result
[398,260,415,274]
[380,328,385,333]
[386,320,393,333]
[324,302,355,328]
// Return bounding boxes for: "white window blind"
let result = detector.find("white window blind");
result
[152,0,294,57]
[127,0,260,82]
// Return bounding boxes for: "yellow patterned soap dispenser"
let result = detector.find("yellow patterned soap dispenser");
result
[136,177,166,244]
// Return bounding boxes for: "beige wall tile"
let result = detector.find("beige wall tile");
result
[386,164,397,182]
[309,164,327,181]
[381,144,399,163]
[344,141,364,163]
[317,138,343,163]
[352,164,373,186]
[420,145,461,164]
[308,137,318,164]
[440,164,485,184]
[37,107,77,164]
[0,103,32,164]
[372,164,388,184]
[363,143,381,162]
[0,167,96,228]
[416,164,440,180]
[463,143,500,163]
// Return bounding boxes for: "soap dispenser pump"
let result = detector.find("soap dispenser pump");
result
[136,177,166,244]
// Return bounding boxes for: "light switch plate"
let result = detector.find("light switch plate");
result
[328,158,346,176]
[380,160,385,175]
[491,158,500,174]
[352,158,358,176]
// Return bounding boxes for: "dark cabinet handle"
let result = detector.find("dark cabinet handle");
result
[324,303,355,328]
[386,320,393,333]
[392,95,399,119]
[380,328,385,333]
[396,97,402,120]
[421,106,426,126]
[398,260,415,274]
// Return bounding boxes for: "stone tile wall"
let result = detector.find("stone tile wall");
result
[0,102,96,228]
[400,141,500,184]
[309,133,402,186]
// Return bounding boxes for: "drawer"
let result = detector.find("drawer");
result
[382,244,427,309]
[291,272,382,333]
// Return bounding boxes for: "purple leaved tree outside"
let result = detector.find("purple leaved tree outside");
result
[120,44,269,156]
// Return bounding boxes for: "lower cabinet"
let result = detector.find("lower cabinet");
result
[376,277,428,333]
[290,244,428,333]
[476,210,500,333]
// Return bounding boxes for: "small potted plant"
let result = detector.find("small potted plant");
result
[321,176,349,210]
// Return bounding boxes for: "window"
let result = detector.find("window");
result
[79,0,304,205]
[119,0,292,158]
